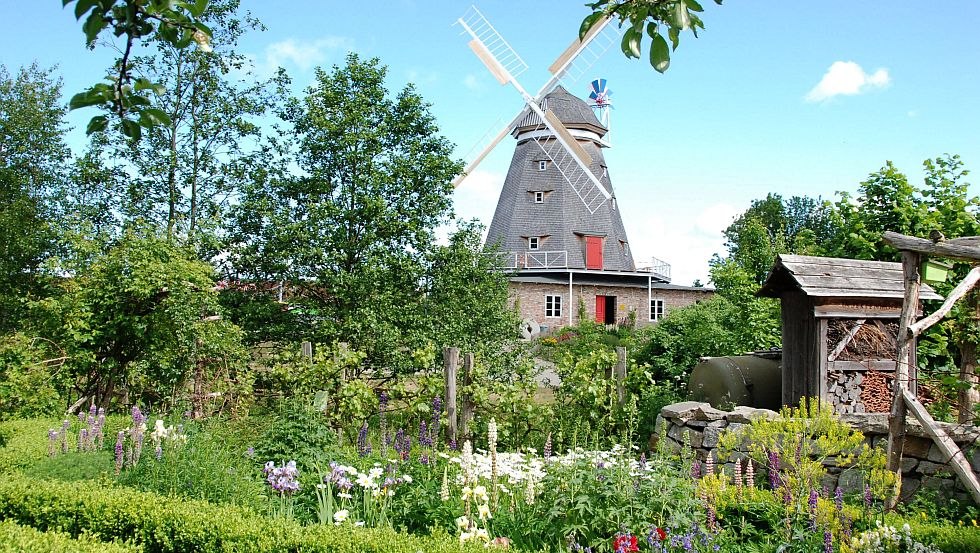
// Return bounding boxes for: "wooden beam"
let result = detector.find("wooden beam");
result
[548,16,610,75]
[827,319,866,362]
[468,39,510,85]
[886,250,920,508]
[444,347,459,445]
[908,266,980,338]
[883,231,980,262]
[542,109,593,166]
[902,388,980,505]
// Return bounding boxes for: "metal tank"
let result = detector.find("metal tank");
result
[688,353,781,411]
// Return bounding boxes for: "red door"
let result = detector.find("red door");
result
[595,295,605,324]
[585,236,603,270]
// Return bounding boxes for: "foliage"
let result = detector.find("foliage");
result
[64,0,213,140]
[0,334,67,420]
[252,398,337,470]
[583,0,723,73]
[425,221,521,360]
[227,53,463,375]
[0,472,489,553]
[118,417,265,509]
[0,64,70,332]
[111,0,288,243]
[0,519,139,553]
[29,229,247,410]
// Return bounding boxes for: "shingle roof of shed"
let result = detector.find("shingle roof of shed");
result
[513,85,607,137]
[757,254,943,300]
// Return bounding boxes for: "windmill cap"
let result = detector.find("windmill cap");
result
[513,85,608,138]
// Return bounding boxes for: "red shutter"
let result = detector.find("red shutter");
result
[585,236,603,270]
[595,295,605,324]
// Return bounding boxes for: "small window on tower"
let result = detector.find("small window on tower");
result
[534,191,544,203]
[538,160,548,171]
[528,237,539,250]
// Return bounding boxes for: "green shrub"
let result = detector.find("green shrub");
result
[908,521,980,552]
[0,417,56,472]
[0,519,138,553]
[0,473,491,552]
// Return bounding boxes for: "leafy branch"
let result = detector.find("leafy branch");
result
[581,0,723,73]
[63,0,213,139]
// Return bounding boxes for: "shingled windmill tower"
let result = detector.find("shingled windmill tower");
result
[486,85,634,273]
[455,7,711,334]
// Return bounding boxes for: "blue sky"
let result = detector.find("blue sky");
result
[3,1,979,284]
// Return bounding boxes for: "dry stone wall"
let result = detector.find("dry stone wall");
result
[656,401,980,503]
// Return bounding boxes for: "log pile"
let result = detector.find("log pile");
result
[828,371,866,413]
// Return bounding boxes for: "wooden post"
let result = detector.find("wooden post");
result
[461,353,475,439]
[444,347,459,445]
[301,341,313,361]
[886,250,920,508]
[615,346,627,406]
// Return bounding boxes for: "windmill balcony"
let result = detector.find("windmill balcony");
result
[636,257,671,282]
[487,250,569,270]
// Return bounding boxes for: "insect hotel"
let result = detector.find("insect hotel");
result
[757,254,942,413]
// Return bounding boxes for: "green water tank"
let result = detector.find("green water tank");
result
[688,354,782,411]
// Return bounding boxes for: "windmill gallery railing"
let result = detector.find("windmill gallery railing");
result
[487,250,569,270]
[637,256,671,282]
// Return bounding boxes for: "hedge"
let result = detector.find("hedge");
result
[0,474,492,553]
[0,519,139,553]
[908,521,980,553]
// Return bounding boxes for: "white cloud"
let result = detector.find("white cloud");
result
[246,37,353,77]
[805,61,890,102]
[462,73,485,92]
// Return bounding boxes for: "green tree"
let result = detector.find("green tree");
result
[30,229,246,410]
[425,221,520,359]
[227,54,463,374]
[109,0,287,246]
[64,0,213,140]
[0,64,70,332]
[582,0,722,73]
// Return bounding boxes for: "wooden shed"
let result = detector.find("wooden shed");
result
[757,255,942,412]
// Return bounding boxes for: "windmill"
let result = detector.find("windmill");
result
[453,6,622,215]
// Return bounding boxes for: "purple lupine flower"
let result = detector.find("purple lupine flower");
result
[131,406,145,426]
[114,431,125,474]
[449,438,457,451]
[420,453,430,465]
[419,419,430,447]
[783,486,793,505]
[78,428,88,452]
[47,429,57,456]
[78,411,86,424]
[824,530,833,553]
[863,485,873,508]
[543,432,553,458]
[768,450,781,489]
[707,505,716,530]
[430,396,442,444]
[834,487,843,512]
[809,489,819,529]
[704,452,714,476]
[691,458,702,479]
[394,428,411,461]
[357,422,371,457]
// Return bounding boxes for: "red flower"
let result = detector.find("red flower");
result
[613,534,639,553]
[655,527,667,542]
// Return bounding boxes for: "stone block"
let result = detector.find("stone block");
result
[686,420,709,429]
[703,426,723,449]
[899,477,921,501]
[901,457,918,474]
[921,475,954,491]
[903,436,932,459]
[667,423,684,441]
[838,469,865,493]
[841,413,888,434]
[661,401,709,420]
[689,430,704,449]
[927,445,949,464]
[694,405,727,422]
[917,460,949,476]
[726,406,777,424]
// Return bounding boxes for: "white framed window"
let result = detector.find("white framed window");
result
[534,191,544,203]
[528,237,539,250]
[650,298,665,321]
[537,160,548,171]
[546,295,562,318]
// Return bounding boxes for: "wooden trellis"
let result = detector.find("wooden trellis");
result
[883,231,980,507]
